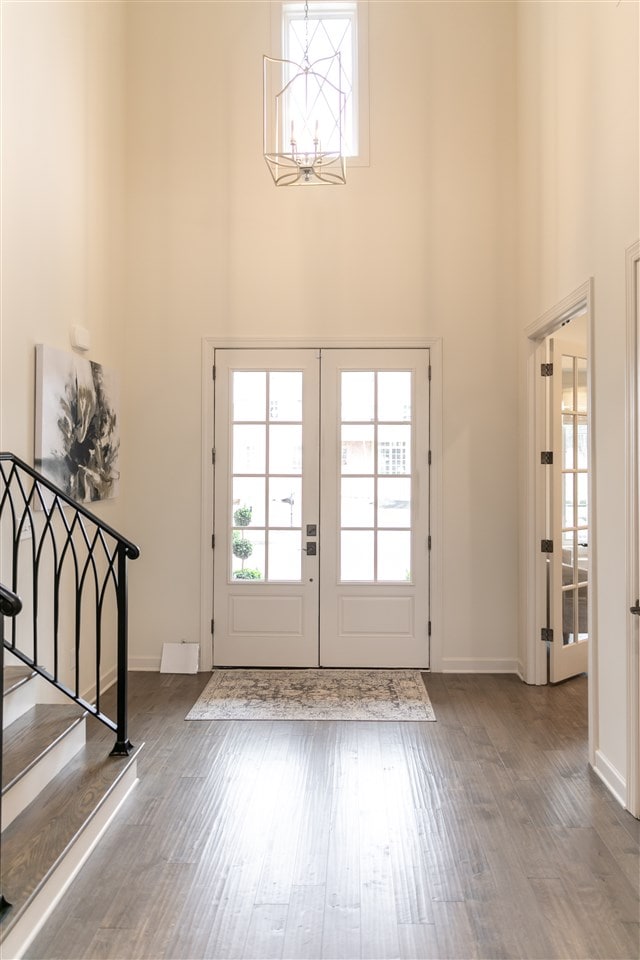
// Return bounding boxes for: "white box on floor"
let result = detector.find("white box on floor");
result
[160,642,199,673]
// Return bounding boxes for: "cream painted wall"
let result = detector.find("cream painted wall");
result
[123,0,519,671]
[0,0,127,680]
[517,0,639,794]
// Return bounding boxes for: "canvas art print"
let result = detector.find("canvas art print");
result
[35,344,120,502]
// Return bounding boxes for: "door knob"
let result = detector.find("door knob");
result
[631,599,640,616]
[305,542,317,556]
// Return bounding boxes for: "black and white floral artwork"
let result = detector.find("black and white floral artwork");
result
[35,344,120,502]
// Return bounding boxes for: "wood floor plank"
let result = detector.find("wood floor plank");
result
[21,672,639,960]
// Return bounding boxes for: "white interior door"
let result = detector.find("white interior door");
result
[213,350,320,666]
[213,347,430,668]
[550,338,589,682]
[319,350,430,667]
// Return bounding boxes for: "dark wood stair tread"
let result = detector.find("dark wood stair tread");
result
[0,741,141,931]
[2,704,86,792]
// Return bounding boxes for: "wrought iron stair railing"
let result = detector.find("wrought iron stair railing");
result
[0,452,139,756]
[0,581,22,918]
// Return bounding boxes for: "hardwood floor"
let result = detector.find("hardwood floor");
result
[26,672,639,960]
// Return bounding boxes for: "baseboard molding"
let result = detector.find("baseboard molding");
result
[593,749,626,808]
[128,656,161,671]
[440,657,519,674]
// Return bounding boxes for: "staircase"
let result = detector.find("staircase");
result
[0,454,141,958]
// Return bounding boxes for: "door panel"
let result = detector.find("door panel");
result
[213,350,320,666]
[319,350,430,667]
[550,338,589,682]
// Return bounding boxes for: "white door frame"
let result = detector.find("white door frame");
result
[522,280,597,765]
[626,240,640,818]
[200,337,443,673]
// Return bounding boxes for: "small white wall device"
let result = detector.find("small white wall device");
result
[70,325,91,352]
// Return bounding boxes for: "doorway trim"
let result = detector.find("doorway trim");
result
[522,279,597,766]
[626,240,640,818]
[200,337,443,673]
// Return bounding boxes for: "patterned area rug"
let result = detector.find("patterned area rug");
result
[185,669,436,721]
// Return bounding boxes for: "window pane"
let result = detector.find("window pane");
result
[233,424,266,474]
[378,477,411,528]
[577,472,588,525]
[341,477,374,527]
[563,473,574,528]
[232,477,265,527]
[377,531,411,582]
[342,425,374,474]
[561,356,574,412]
[378,425,411,475]
[562,416,574,469]
[562,588,575,644]
[576,358,587,414]
[233,371,266,421]
[577,417,588,469]
[378,372,411,422]
[232,530,265,581]
[562,531,575,581]
[341,530,374,581]
[269,372,302,422]
[268,530,301,581]
[342,372,374,421]
[269,425,302,474]
[269,477,301,528]
[577,582,589,640]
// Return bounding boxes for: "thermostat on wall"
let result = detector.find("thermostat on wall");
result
[70,325,91,352]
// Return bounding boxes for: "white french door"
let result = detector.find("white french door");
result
[212,348,430,668]
[549,337,589,683]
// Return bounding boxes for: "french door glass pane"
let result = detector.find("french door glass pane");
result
[378,477,411,528]
[563,474,574,527]
[563,588,575,644]
[341,425,374,474]
[232,529,265,580]
[269,477,301,528]
[378,372,411,422]
[232,477,265,527]
[233,424,266,474]
[269,372,302,421]
[341,477,374,527]
[576,359,588,414]
[268,530,301,581]
[377,531,411,581]
[562,416,574,469]
[233,371,266,421]
[561,356,574,411]
[341,530,374,581]
[269,425,302,474]
[378,425,411,475]
[577,417,588,469]
[341,372,374,421]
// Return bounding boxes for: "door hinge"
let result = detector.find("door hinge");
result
[211,619,214,634]
[428,534,432,550]
[428,365,432,381]
[541,362,553,377]
[212,448,216,464]
[428,450,432,466]
[211,534,215,549]
[541,539,554,553]
[212,365,216,380]
[428,620,432,637]
[541,627,554,642]
[540,451,554,465]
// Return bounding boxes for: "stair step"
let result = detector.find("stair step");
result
[2,705,87,830]
[3,667,35,698]
[2,704,85,792]
[0,741,141,958]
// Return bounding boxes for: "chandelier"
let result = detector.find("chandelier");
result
[263,2,347,186]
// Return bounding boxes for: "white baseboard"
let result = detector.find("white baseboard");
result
[593,749,626,808]
[128,656,161,671]
[440,657,519,674]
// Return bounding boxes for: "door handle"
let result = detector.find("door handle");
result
[631,599,640,616]
[305,542,317,556]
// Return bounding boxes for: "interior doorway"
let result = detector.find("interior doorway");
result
[524,281,595,702]
[211,347,431,668]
